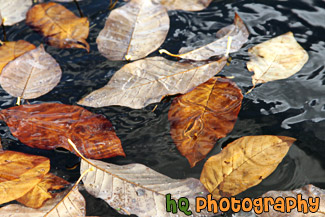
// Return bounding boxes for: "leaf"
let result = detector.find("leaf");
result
[0,0,32,26]
[0,103,125,159]
[26,2,90,51]
[0,44,62,99]
[160,13,249,60]
[247,32,309,87]
[78,56,227,109]
[156,0,212,11]
[80,158,212,216]
[168,78,243,167]
[97,0,169,61]
[16,173,70,209]
[0,150,50,204]
[200,135,296,199]
[259,184,325,217]
[0,40,36,74]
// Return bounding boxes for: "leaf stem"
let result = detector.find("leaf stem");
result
[73,0,84,17]
[1,20,7,42]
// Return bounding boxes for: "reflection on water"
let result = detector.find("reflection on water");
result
[0,0,324,216]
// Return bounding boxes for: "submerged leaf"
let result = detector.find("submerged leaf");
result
[247,32,309,86]
[0,151,50,204]
[160,13,249,60]
[0,0,32,26]
[200,136,295,199]
[26,2,90,51]
[0,45,62,99]
[0,103,124,159]
[169,78,243,167]
[157,0,212,11]
[97,0,169,61]
[0,40,36,73]
[78,56,227,109]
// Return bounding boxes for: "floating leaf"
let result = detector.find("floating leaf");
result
[16,173,70,209]
[168,78,243,167]
[156,0,212,11]
[0,40,36,73]
[0,45,62,99]
[160,13,249,60]
[200,136,295,199]
[26,2,90,51]
[0,0,32,26]
[0,151,50,204]
[79,154,212,216]
[97,0,169,61]
[78,56,227,109]
[0,103,125,159]
[260,185,325,217]
[247,32,309,87]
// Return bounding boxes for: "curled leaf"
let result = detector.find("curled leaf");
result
[26,2,90,51]
[0,103,124,159]
[169,78,243,167]
[0,45,62,99]
[78,56,227,109]
[247,32,309,87]
[97,0,169,61]
[0,0,32,26]
[200,135,295,199]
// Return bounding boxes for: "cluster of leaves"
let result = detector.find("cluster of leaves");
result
[0,0,320,216]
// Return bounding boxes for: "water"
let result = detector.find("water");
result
[0,0,324,216]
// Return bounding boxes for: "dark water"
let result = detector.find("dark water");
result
[1,0,325,216]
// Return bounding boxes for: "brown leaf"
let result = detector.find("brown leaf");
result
[200,135,296,199]
[247,32,309,86]
[26,2,90,51]
[0,44,62,99]
[0,40,36,73]
[0,0,32,26]
[168,78,243,167]
[16,173,70,209]
[0,150,50,204]
[160,13,249,60]
[97,0,169,61]
[259,184,325,217]
[128,0,212,11]
[0,103,125,159]
[78,56,227,109]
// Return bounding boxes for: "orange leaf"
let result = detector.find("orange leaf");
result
[168,78,243,167]
[0,103,125,159]
[26,2,89,51]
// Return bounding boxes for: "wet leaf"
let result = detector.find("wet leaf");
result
[16,173,70,209]
[168,78,243,167]
[80,158,212,217]
[78,56,227,109]
[200,136,296,199]
[247,32,309,86]
[0,45,62,99]
[0,40,36,73]
[26,2,90,51]
[97,0,169,61]
[0,151,50,204]
[160,13,249,60]
[259,184,325,217]
[156,0,212,11]
[0,0,32,26]
[0,103,125,159]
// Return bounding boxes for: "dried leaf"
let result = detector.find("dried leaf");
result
[0,151,50,204]
[200,136,296,199]
[0,45,62,99]
[160,13,249,60]
[247,32,309,86]
[80,158,212,217]
[78,56,227,109]
[26,2,90,51]
[97,0,169,61]
[0,0,32,26]
[16,173,70,208]
[260,185,325,217]
[0,103,125,159]
[0,40,36,73]
[169,78,243,167]
[156,0,212,11]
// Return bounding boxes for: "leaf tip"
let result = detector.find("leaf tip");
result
[125,55,132,61]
